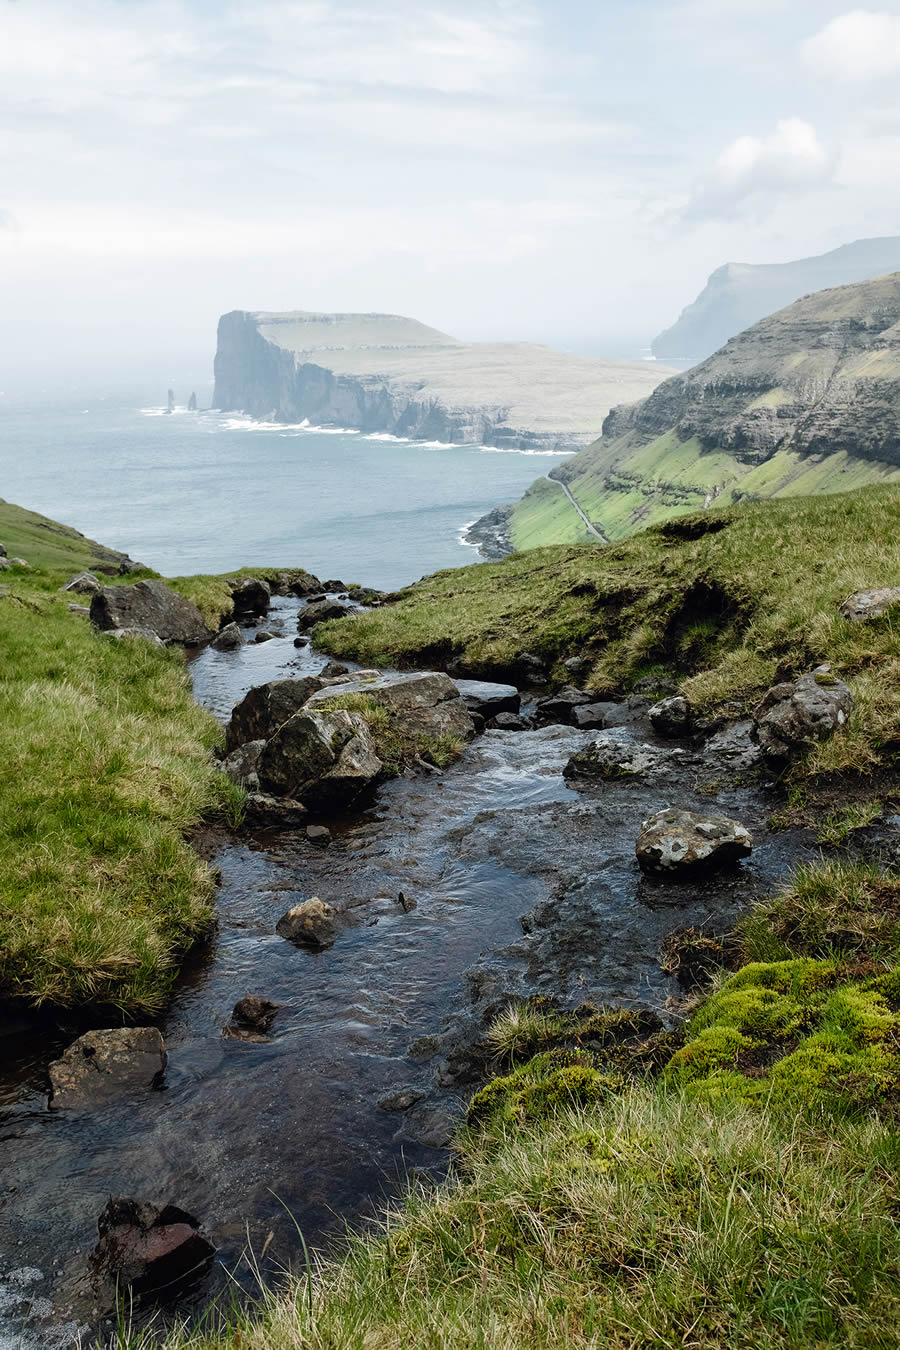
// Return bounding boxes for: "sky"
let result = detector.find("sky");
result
[2,0,900,388]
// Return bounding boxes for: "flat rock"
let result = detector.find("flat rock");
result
[840,587,900,622]
[48,1028,167,1110]
[211,621,244,651]
[453,678,520,718]
[103,625,165,645]
[276,897,338,949]
[90,579,212,646]
[755,664,853,761]
[571,701,623,731]
[564,729,683,781]
[378,1087,424,1112]
[90,1198,215,1306]
[225,676,325,752]
[306,670,476,743]
[636,807,752,876]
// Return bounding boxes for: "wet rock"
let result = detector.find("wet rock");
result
[61,571,102,596]
[48,1028,166,1110]
[571,701,620,731]
[346,586,385,605]
[90,579,213,646]
[564,729,683,781]
[636,807,752,876]
[231,996,279,1033]
[259,708,382,809]
[294,635,310,647]
[211,622,244,651]
[703,721,761,771]
[229,576,271,618]
[90,1198,215,1306]
[276,897,338,949]
[323,578,345,591]
[285,570,323,597]
[453,678,520,719]
[377,1087,424,1112]
[306,671,476,743]
[490,711,529,731]
[306,824,332,844]
[398,890,417,912]
[221,739,265,789]
[755,665,854,762]
[535,685,594,724]
[320,660,350,678]
[648,695,692,737]
[297,598,351,630]
[254,630,276,643]
[242,792,308,826]
[226,676,325,752]
[840,588,900,622]
[400,1105,456,1148]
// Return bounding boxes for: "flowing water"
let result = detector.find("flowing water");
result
[0,602,817,1347]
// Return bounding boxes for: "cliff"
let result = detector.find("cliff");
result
[478,273,900,553]
[652,236,900,361]
[213,310,674,452]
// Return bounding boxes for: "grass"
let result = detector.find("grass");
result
[169,566,323,630]
[0,502,243,1011]
[316,484,900,784]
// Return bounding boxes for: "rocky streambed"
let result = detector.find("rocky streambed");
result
[0,593,823,1347]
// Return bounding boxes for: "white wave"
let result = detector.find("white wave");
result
[140,405,193,417]
[457,520,481,549]
[477,445,576,456]
[361,432,411,443]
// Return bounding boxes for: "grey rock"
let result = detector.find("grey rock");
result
[221,739,265,788]
[636,807,752,876]
[648,695,693,737]
[254,630,276,643]
[571,701,621,730]
[48,1028,166,1110]
[840,588,900,622]
[535,685,594,724]
[259,707,382,809]
[90,1198,215,1306]
[61,571,102,595]
[489,711,529,731]
[453,678,520,718]
[276,897,338,949]
[242,792,308,826]
[633,675,679,698]
[755,664,854,761]
[564,728,684,781]
[306,824,332,844]
[90,579,213,646]
[0,542,6,556]
[229,576,271,618]
[514,651,548,685]
[320,660,350,678]
[563,655,588,677]
[226,676,326,752]
[293,635,310,647]
[703,720,761,771]
[305,670,476,743]
[297,598,351,630]
[211,621,244,651]
[346,586,385,605]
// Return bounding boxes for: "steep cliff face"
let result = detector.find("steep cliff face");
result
[213,310,675,452]
[476,274,900,555]
[652,236,900,361]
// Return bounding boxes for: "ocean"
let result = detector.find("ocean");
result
[0,396,576,590]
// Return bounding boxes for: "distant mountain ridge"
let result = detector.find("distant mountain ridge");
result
[652,237,900,361]
[213,310,675,453]
[471,272,900,555]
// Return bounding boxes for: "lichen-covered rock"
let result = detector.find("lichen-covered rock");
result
[211,621,244,651]
[48,1028,167,1110]
[90,579,212,645]
[221,739,265,788]
[259,707,382,809]
[755,664,853,761]
[225,676,325,752]
[306,670,476,743]
[636,807,752,875]
[90,1198,215,1306]
[229,576,270,618]
[840,587,900,622]
[276,897,338,949]
[648,695,693,737]
[564,729,683,781]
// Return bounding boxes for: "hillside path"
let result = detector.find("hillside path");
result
[556,479,609,542]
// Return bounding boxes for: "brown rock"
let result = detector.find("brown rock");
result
[48,1027,166,1110]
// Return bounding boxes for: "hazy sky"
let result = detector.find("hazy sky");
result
[2,0,900,387]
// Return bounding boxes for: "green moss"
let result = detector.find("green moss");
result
[468,1050,621,1127]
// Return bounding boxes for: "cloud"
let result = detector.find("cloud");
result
[803,10,900,80]
[681,118,835,222]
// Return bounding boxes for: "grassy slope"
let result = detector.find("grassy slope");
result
[317,484,900,780]
[0,502,240,1011]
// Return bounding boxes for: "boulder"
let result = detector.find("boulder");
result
[636,807,752,876]
[90,579,213,646]
[305,670,476,743]
[259,707,382,809]
[535,686,594,724]
[755,665,854,762]
[276,897,338,949]
[61,571,102,596]
[231,996,279,1033]
[90,1198,215,1306]
[221,739,265,789]
[648,695,693,737]
[293,636,310,648]
[229,576,271,618]
[48,1028,166,1110]
[840,588,900,622]
[490,711,529,731]
[225,676,325,752]
[285,570,323,597]
[297,598,351,630]
[453,678,520,718]
[211,621,244,651]
[564,729,683,781]
[255,630,276,642]
[377,1087,424,1112]
[0,542,6,556]
[563,655,588,678]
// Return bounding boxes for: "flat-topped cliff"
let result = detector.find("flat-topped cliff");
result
[475,273,900,553]
[213,310,675,452]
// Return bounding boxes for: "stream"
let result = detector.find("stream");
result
[0,597,817,1347]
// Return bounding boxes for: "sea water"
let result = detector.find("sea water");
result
[0,396,575,588]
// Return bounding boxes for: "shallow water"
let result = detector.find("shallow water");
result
[0,616,817,1345]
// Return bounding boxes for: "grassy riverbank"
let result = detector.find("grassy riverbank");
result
[119,860,900,1349]
[0,503,239,1011]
